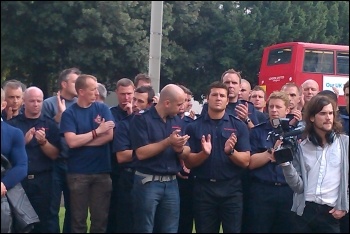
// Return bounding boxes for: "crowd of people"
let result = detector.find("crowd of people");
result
[1,67,349,233]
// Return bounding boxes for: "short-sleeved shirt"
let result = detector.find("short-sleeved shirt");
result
[130,106,184,175]
[185,112,251,180]
[201,100,259,125]
[60,102,114,174]
[113,114,136,169]
[249,121,288,184]
[7,114,61,174]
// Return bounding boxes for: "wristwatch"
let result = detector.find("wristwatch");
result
[244,117,251,124]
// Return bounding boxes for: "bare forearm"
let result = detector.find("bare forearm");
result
[135,138,170,160]
[183,151,209,169]
[248,151,270,169]
[41,143,59,160]
[54,112,63,123]
[228,150,250,168]
[85,130,113,146]
[65,132,93,148]
[116,150,133,163]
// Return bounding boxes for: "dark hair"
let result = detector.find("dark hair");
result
[221,69,242,83]
[75,74,97,93]
[134,73,151,87]
[207,81,229,97]
[58,67,81,89]
[317,90,338,103]
[303,95,343,140]
[135,85,155,104]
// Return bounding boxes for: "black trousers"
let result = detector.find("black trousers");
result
[293,201,341,233]
[21,171,52,233]
[193,178,243,233]
[178,177,194,233]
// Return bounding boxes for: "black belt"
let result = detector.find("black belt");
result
[27,170,52,180]
[252,177,288,186]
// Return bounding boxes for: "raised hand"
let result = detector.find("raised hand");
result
[201,134,212,156]
[224,133,237,154]
[24,127,36,144]
[57,91,66,113]
[169,129,190,152]
[35,127,47,144]
[6,107,13,120]
[122,102,133,115]
[235,102,249,121]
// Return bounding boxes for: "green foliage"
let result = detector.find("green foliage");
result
[1,1,349,100]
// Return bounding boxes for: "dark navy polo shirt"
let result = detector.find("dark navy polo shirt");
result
[249,120,288,184]
[201,100,259,125]
[178,115,195,132]
[130,106,183,175]
[110,105,129,123]
[7,114,60,174]
[113,114,137,169]
[60,102,114,174]
[185,112,251,180]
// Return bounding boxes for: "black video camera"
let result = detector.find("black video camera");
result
[267,118,305,164]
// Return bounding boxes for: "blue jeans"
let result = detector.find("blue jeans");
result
[132,173,180,233]
[48,159,71,233]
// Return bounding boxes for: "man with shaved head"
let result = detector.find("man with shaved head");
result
[302,79,320,106]
[238,79,252,101]
[7,86,61,233]
[130,84,191,232]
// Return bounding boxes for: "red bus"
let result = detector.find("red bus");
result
[258,42,349,106]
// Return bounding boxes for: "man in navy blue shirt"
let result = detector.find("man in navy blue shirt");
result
[113,85,155,233]
[60,74,115,233]
[183,81,251,233]
[201,69,260,128]
[7,86,61,233]
[42,67,81,233]
[248,91,294,233]
[130,84,190,233]
[107,77,134,233]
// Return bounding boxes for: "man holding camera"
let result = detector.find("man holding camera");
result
[247,91,294,233]
[281,95,349,233]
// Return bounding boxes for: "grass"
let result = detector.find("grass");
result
[59,208,222,233]
[59,207,90,233]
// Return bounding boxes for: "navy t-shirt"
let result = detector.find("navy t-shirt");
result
[130,106,184,175]
[185,113,251,180]
[60,102,114,174]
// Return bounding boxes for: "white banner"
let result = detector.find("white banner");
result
[322,76,349,96]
